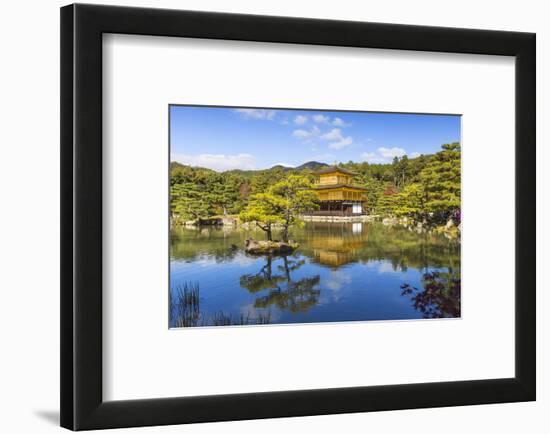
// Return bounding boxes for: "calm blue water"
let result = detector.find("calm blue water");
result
[170,222,460,327]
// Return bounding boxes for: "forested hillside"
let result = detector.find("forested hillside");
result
[170,142,460,226]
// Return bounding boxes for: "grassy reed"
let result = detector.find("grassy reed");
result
[170,282,272,327]
[170,282,201,327]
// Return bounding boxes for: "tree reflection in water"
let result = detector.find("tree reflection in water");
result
[240,254,321,314]
[170,222,462,326]
[400,270,461,318]
[170,254,321,327]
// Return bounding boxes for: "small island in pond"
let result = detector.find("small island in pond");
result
[169,105,461,327]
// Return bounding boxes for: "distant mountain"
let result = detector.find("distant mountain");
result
[266,161,328,171]
[170,161,185,170]
[269,164,291,171]
[295,161,329,171]
[171,160,329,174]
[170,161,217,173]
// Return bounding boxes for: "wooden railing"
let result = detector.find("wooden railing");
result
[303,210,364,216]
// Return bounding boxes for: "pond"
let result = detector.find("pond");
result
[170,222,461,327]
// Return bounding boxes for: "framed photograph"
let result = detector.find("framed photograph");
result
[61,3,536,430]
[168,105,463,328]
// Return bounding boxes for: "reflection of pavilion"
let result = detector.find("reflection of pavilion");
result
[303,222,369,268]
[315,250,355,268]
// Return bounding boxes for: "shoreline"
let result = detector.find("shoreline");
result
[171,214,460,239]
[299,215,375,223]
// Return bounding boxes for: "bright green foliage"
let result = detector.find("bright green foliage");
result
[394,155,410,187]
[170,163,250,220]
[393,183,425,217]
[170,142,460,228]
[268,175,319,241]
[362,179,385,213]
[418,142,461,215]
[249,168,286,194]
[239,192,286,241]
[376,187,399,215]
[209,174,241,215]
[371,143,461,222]
[240,175,319,241]
[170,182,215,221]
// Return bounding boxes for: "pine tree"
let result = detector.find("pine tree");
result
[418,142,461,220]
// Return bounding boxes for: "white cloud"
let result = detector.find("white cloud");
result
[361,152,376,160]
[172,153,256,171]
[361,152,390,164]
[292,125,320,140]
[292,124,355,149]
[377,262,396,273]
[321,128,353,150]
[332,117,351,127]
[294,115,308,125]
[325,270,352,291]
[234,108,276,120]
[321,128,343,141]
[292,129,311,139]
[312,114,330,124]
[378,147,407,159]
[361,147,420,163]
[328,136,353,150]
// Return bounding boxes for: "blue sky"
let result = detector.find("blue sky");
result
[170,106,461,172]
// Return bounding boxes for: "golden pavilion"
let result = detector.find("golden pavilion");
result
[311,166,368,216]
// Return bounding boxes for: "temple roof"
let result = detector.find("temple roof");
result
[313,184,368,190]
[313,166,357,176]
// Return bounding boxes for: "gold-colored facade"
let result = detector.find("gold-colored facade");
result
[311,167,367,215]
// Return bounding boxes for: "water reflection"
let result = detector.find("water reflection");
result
[240,255,321,313]
[400,270,461,318]
[301,222,368,267]
[170,281,274,327]
[169,222,461,327]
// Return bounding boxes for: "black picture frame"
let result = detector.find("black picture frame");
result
[60,3,536,431]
